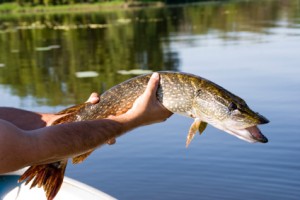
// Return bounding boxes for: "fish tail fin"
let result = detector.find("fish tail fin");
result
[19,161,67,200]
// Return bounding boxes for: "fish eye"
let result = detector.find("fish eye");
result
[228,102,238,111]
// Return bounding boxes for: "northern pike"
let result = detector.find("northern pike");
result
[19,71,269,200]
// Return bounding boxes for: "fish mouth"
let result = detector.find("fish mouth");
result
[222,113,269,143]
[246,126,268,143]
[257,113,270,125]
[224,126,268,143]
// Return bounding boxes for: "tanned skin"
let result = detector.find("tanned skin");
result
[0,73,172,173]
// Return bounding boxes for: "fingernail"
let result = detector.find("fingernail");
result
[152,72,159,79]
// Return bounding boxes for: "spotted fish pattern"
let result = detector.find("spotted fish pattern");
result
[66,71,207,121]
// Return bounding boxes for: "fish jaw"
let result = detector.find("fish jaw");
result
[222,126,268,143]
[246,126,268,143]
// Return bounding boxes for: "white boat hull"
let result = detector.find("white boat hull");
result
[1,169,116,200]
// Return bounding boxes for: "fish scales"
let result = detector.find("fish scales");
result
[69,72,200,121]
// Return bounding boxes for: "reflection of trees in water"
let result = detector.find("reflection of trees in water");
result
[0,10,181,105]
[0,0,298,106]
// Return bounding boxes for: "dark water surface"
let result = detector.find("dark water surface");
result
[1,0,300,199]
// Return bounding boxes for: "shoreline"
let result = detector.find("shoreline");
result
[0,1,165,15]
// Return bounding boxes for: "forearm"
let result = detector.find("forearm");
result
[32,119,127,163]
[0,117,134,173]
[0,107,46,130]
[0,107,62,130]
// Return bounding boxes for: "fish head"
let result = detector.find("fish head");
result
[193,82,269,143]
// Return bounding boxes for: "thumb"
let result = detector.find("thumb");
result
[144,72,160,98]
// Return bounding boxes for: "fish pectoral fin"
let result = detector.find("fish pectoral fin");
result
[198,121,208,135]
[186,119,201,148]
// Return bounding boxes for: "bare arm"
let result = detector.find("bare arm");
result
[0,108,48,130]
[0,118,126,173]
[0,73,172,173]
[0,93,100,130]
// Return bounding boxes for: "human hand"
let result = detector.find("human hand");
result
[112,73,173,131]
[46,93,100,127]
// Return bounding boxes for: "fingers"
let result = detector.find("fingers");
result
[144,72,160,99]
[86,92,100,104]
[145,73,173,118]
[106,138,116,145]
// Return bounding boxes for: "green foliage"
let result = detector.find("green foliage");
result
[0,0,163,8]
[0,1,166,14]
[0,3,18,12]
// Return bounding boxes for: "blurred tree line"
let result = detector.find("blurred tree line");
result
[0,0,138,6]
[0,0,212,7]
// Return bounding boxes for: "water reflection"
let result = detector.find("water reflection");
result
[1,0,299,106]
[0,10,181,106]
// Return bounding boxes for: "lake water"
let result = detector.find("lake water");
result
[1,0,300,199]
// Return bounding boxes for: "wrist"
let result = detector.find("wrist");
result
[108,114,140,133]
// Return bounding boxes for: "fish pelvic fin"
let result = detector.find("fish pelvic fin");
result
[186,119,207,148]
[18,160,67,200]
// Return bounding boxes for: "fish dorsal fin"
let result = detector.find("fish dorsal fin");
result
[52,103,93,125]
[186,119,207,148]
[56,103,89,115]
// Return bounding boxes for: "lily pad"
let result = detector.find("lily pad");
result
[117,69,153,75]
[75,71,99,78]
[36,45,60,51]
